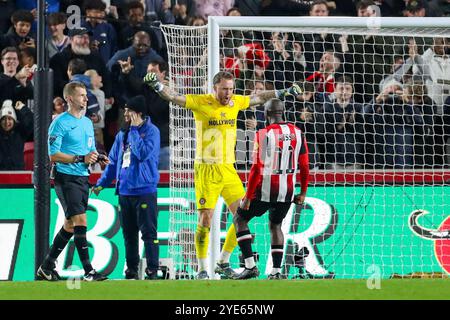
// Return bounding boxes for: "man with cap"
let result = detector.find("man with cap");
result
[50,27,112,100]
[0,99,33,170]
[92,95,161,280]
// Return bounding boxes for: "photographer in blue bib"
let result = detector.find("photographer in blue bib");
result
[92,95,161,280]
[37,81,110,281]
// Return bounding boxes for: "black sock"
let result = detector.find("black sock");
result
[271,245,284,269]
[74,226,93,274]
[43,227,73,270]
[236,230,253,259]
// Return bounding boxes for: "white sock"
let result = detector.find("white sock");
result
[219,250,231,264]
[198,258,208,272]
[271,268,281,275]
[244,257,256,269]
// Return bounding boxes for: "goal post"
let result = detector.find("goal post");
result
[162,17,450,280]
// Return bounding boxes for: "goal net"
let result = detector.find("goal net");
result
[162,17,450,280]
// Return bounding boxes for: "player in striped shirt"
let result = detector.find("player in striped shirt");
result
[233,98,310,280]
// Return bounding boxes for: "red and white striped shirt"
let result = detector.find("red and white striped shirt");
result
[245,123,309,203]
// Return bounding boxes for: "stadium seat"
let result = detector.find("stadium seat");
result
[23,142,34,171]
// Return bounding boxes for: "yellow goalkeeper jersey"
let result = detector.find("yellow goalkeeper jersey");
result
[185,94,250,164]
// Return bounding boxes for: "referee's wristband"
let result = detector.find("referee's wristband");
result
[73,155,85,163]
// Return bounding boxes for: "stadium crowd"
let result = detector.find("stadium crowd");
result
[0,0,449,171]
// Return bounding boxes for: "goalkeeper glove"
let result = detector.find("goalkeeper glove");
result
[143,72,164,92]
[276,83,303,98]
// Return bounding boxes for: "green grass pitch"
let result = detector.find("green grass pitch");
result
[0,279,449,300]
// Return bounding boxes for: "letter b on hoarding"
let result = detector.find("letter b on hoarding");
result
[53,199,117,278]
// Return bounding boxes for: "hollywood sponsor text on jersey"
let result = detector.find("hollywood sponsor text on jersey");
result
[208,118,236,126]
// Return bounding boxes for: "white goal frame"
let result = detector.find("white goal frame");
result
[204,16,450,279]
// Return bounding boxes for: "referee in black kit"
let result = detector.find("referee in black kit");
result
[37,82,109,281]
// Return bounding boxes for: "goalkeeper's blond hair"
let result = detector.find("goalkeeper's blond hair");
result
[212,71,234,86]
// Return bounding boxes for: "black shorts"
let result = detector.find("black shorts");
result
[54,171,89,218]
[237,199,292,224]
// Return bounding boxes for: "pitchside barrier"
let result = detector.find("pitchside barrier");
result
[1,171,448,281]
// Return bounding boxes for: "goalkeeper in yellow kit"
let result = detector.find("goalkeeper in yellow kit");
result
[144,71,301,279]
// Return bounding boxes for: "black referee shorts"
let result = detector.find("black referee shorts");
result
[237,199,292,224]
[54,171,90,218]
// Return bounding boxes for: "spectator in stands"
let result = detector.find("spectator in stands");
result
[233,0,262,16]
[348,0,401,103]
[409,37,450,111]
[118,1,162,56]
[0,0,15,35]
[305,51,340,98]
[0,99,33,170]
[291,40,307,71]
[232,42,271,93]
[323,76,364,169]
[19,47,37,86]
[427,0,450,17]
[142,60,170,170]
[238,80,267,131]
[221,7,253,58]
[236,80,266,168]
[81,0,118,64]
[402,80,446,168]
[301,0,348,74]
[194,0,235,19]
[50,27,112,100]
[46,12,70,59]
[52,96,65,120]
[309,0,329,15]
[187,15,207,26]
[0,9,35,52]
[286,81,323,169]
[364,79,424,168]
[265,32,306,88]
[379,54,414,93]
[114,58,169,168]
[108,31,163,82]
[144,0,175,24]
[85,69,110,151]
[172,0,190,25]
[19,47,36,69]
[356,0,378,16]
[369,0,398,16]
[260,0,312,16]
[403,0,427,16]
[0,47,34,105]
[67,58,101,130]
[115,60,170,155]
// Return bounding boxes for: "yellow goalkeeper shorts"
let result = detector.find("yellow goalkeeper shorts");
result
[194,163,245,210]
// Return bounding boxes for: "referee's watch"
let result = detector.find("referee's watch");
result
[73,155,85,163]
